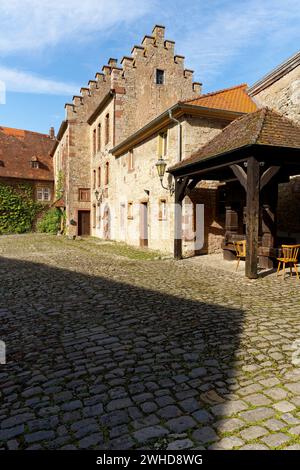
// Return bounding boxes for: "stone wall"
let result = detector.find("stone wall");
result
[252,64,300,124]
[0,176,54,203]
[278,177,300,240]
[251,61,300,242]
[91,114,227,254]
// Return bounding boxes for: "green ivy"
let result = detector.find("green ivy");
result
[0,183,43,235]
[37,208,61,234]
[55,170,64,199]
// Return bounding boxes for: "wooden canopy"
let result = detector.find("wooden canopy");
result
[168,108,300,279]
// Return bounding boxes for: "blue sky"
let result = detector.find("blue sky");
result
[0,0,299,134]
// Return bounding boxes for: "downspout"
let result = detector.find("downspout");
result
[168,109,182,162]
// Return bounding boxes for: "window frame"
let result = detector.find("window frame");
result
[105,113,110,145]
[78,188,91,202]
[158,198,167,221]
[156,69,165,85]
[128,149,134,172]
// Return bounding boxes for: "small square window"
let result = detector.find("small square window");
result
[156,69,164,85]
[128,150,134,171]
[159,199,167,220]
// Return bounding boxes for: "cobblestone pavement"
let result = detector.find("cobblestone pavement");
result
[1,234,300,450]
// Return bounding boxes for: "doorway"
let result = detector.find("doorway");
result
[140,202,148,248]
[78,210,90,236]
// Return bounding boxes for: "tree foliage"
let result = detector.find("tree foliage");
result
[37,207,61,234]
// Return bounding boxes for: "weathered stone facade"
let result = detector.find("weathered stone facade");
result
[52,25,201,238]
[249,53,300,242]
[249,54,300,124]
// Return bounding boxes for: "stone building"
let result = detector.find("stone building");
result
[248,52,300,242]
[51,25,256,254]
[51,25,202,237]
[0,125,54,203]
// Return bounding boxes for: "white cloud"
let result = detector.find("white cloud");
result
[0,65,78,95]
[176,0,300,86]
[0,0,154,54]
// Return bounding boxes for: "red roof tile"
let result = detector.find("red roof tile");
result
[0,126,54,181]
[183,84,257,114]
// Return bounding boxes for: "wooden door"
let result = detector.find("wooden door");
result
[78,210,90,236]
[140,202,148,247]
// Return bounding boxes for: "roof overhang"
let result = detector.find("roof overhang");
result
[110,104,245,157]
[168,144,300,179]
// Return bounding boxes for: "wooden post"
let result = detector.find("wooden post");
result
[245,156,260,279]
[260,183,278,269]
[174,181,183,260]
[173,177,189,260]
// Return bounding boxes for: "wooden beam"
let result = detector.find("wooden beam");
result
[173,177,189,260]
[260,165,281,191]
[245,156,260,279]
[230,164,247,191]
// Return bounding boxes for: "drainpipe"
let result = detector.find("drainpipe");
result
[168,109,182,162]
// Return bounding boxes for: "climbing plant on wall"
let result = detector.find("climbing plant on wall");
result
[0,183,43,234]
[55,170,64,199]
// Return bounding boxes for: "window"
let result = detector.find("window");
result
[127,201,133,219]
[159,198,167,220]
[31,160,40,169]
[156,69,164,85]
[98,166,101,187]
[158,131,168,157]
[128,149,134,171]
[37,187,51,202]
[78,188,91,202]
[105,162,109,185]
[93,170,96,189]
[105,113,110,145]
[97,124,101,152]
[93,128,96,155]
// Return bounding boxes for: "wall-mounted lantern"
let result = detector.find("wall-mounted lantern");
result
[155,156,175,195]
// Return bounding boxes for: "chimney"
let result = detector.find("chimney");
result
[49,127,55,139]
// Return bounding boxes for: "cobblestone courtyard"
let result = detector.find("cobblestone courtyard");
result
[1,234,300,450]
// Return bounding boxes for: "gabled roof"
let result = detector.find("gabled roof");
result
[169,108,300,172]
[183,84,257,113]
[0,126,54,181]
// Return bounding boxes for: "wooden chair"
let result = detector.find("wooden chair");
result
[277,244,300,279]
[234,240,246,272]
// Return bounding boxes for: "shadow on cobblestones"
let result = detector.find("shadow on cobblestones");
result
[0,257,244,450]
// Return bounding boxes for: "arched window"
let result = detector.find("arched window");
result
[98,167,101,187]
[97,123,101,152]
[105,162,109,185]
[105,114,110,145]
[93,170,96,189]
[92,128,96,155]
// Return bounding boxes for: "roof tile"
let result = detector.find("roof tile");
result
[169,108,300,171]
[0,126,54,181]
[183,84,257,114]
